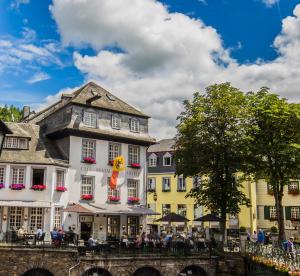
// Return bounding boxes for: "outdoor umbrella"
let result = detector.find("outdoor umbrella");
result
[155,212,189,222]
[194,213,223,222]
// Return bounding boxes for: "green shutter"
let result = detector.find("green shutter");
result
[264,206,270,220]
[285,206,291,220]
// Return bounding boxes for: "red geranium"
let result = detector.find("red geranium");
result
[83,157,96,164]
[81,194,93,200]
[56,186,67,192]
[31,184,46,191]
[130,163,141,169]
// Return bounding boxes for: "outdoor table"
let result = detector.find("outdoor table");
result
[24,234,36,245]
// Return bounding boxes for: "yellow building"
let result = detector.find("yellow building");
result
[146,139,202,232]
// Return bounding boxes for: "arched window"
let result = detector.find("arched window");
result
[148,153,157,167]
[163,152,172,166]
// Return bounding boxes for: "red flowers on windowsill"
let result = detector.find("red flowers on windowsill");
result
[81,194,93,200]
[128,197,140,204]
[130,163,141,169]
[56,186,67,192]
[83,157,96,164]
[0,183,4,189]
[31,184,46,191]
[108,196,120,202]
[108,160,114,166]
[10,184,25,190]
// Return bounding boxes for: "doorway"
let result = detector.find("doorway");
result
[80,221,92,241]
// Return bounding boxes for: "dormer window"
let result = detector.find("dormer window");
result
[3,137,28,149]
[148,153,157,167]
[83,111,97,128]
[163,152,172,166]
[111,115,121,129]
[130,119,140,133]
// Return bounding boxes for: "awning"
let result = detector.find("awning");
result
[62,202,159,215]
[0,201,51,208]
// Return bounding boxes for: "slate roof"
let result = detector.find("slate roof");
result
[148,139,175,153]
[27,82,149,123]
[0,122,68,167]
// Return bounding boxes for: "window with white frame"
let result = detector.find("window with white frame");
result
[127,179,139,198]
[4,137,28,149]
[11,167,25,184]
[82,139,96,160]
[177,176,186,191]
[108,143,121,162]
[162,204,171,216]
[111,115,121,129]
[291,207,300,220]
[163,152,172,166]
[83,111,97,128]
[56,170,65,187]
[148,154,157,167]
[194,204,202,219]
[53,207,62,229]
[29,208,43,232]
[128,145,139,164]
[81,176,94,196]
[162,177,171,191]
[270,206,277,219]
[193,176,201,188]
[107,186,120,199]
[0,166,5,184]
[177,204,187,217]
[289,181,299,191]
[147,178,156,191]
[8,207,22,230]
[130,119,140,132]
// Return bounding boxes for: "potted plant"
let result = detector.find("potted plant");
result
[108,195,120,202]
[0,183,4,189]
[31,184,46,191]
[83,157,96,164]
[81,194,93,200]
[128,196,140,204]
[130,163,141,169]
[56,186,67,192]
[10,184,25,190]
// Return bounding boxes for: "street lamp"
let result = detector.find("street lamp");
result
[0,120,12,155]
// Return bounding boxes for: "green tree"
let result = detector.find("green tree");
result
[174,83,251,243]
[246,88,300,241]
[0,105,22,122]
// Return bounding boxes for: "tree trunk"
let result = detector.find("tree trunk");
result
[274,188,285,241]
[220,209,227,248]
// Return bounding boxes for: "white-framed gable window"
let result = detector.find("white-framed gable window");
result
[148,153,157,167]
[163,152,172,166]
[83,111,97,128]
[108,143,121,162]
[82,139,96,160]
[4,137,28,149]
[128,145,140,164]
[130,118,140,133]
[111,115,121,129]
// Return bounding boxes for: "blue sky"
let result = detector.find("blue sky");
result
[1,0,300,137]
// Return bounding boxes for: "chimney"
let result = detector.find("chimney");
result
[22,106,30,119]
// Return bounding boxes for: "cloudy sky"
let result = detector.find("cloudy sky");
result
[1,0,300,139]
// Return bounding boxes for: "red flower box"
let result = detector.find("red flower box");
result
[56,186,67,192]
[128,196,140,204]
[108,195,120,202]
[10,184,25,190]
[83,157,96,164]
[81,194,93,200]
[130,163,141,169]
[0,183,4,189]
[31,184,46,191]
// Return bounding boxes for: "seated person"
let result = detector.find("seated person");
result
[51,227,59,245]
[17,226,26,240]
[88,236,100,251]
[36,225,43,240]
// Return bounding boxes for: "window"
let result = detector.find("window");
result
[291,207,300,220]
[177,204,187,217]
[29,208,43,233]
[107,216,120,239]
[193,176,201,188]
[11,167,25,184]
[147,178,156,191]
[83,111,97,128]
[0,166,5,184]
[111,115,121,129]
[127,216,139,238]
[53,207,62,229]
[162,177,171,191]
[128,145,140,164]
[108,143,121,162]
[127,179,139,198]
[32,168,45,186]
[82,139,96,160]
[130,119,140,132]
[81,176,94,196]
[194,204,201,219]
[3,137,28,149]
[270,206,277,220]
[162,204,171,216]
[8,207,23,230]
[267,183,273,195]
[107,178,120,200]
[163,153,172,166]
[148,154,157,167]
[147,203,156,213]
[56,170,65,187]
[177,176,186,191]
[289,181,299,194]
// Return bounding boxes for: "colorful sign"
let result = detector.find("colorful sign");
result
[110,156,125,190]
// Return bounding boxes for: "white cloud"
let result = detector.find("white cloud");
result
[49,0,300,139]
[27,72,50,84]
[10,0,30,10]
[262,0,279,7]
